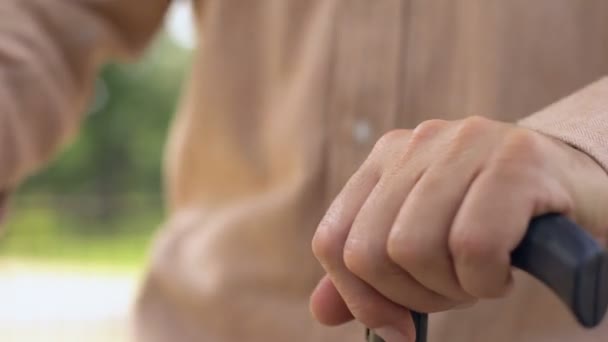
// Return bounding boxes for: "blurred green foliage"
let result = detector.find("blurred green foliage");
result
[24,33,190,198]
[0,33,191,269]
[0,203,160,271]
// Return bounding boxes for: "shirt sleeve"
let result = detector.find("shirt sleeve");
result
[518,77,608,172]
[0,0,171,190]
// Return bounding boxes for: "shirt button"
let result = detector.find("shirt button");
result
[352,119,372,145]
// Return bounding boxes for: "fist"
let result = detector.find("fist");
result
[310,117,608,341]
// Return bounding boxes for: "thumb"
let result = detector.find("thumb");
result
[311,275,417,341]
[310,274,354,325]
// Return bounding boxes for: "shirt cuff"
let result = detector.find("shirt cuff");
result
[517,77,608,173]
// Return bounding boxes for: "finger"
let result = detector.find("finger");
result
[344,170,457,313]
[325,267,414,340]
[310,275,354,325]
[314,179,413,337]
[450,148,574,299]
[387,166,476,303]
[312,147,414,337]
[448,167,533,298]
[386,124,498,302]
[312,152,380,273]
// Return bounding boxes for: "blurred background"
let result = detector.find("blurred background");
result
[0,2,195,341]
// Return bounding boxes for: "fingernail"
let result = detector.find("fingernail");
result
[374,326,409,342]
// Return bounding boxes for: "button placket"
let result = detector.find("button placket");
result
[324,0,406,198]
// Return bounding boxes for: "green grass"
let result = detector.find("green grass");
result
[0,199,163,272]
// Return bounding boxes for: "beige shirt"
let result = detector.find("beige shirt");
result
[2,1,608,341]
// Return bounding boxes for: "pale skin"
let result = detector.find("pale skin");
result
[310,117,608,342]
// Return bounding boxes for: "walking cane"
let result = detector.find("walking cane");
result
[366,214,608,342]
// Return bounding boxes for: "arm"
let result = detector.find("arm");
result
[311,81,608,340]
[517,78,608,236]
[0,0,171,191]
[518,77,608,172]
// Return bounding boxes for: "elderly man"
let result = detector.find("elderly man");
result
[1,1,608,341]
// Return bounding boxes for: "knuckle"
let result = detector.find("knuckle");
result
[343,239,378,278]
[453,116,490,143]
[387,231,425,270]
[374,129,410,152]
[487,129,548,185]
[378,120,447,172]
[410,119,448,145]
[496,129,544,168]
[441,116,493,164]
[417,119,449,132]
[463,115,491,127]
[449,230,496,263]
[372,129,413,171]
[312,219,342,263]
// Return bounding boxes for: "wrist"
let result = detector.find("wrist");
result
[549,135,608,241]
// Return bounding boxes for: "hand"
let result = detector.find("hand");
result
[310,117,608,342]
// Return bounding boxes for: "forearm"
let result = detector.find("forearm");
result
[0,0,170,189]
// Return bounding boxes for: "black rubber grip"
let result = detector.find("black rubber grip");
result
[512,214,608,327]
[367,214,608,342]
